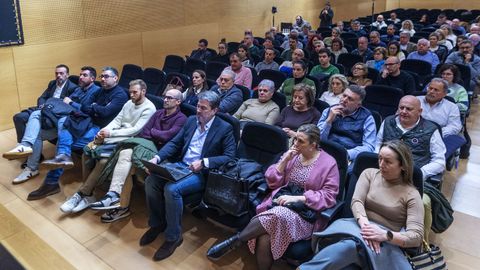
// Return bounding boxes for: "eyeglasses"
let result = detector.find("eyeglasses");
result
[100,74,114,79]
[163,96,178,101]
[385,62,398,66]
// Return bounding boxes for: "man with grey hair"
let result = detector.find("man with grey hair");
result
[255,48,279,73]
[418,78,465,160]
[446,39,480,91]
[317,85,377,161]
[399,31,417,54]
[211,69,244,114]
[234,79,280,126]
[407,39,440,73]
[140,90,236,261]
[25,67,129,201]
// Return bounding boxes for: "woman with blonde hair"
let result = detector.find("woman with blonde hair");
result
[320,74,349,105]
[348,62,372,88]
[400,19,415,37]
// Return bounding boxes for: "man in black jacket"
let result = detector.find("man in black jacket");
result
[12,64,77,143]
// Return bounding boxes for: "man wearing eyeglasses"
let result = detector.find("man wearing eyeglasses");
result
[406,39,440,74]
[24,67,128,201]
[446,40,480,92]
[212,69,244,114]
[377,56,416,95]
[3,66,99,185]
[60,88,184,223]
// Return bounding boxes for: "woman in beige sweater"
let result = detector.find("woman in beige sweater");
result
[300,140,424,270]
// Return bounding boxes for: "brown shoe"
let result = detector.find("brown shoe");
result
[40,154,74,170]
[153,237,183,261]
[27,183,60,201]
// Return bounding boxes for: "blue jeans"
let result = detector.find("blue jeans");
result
[43,125,99,185]
[144,162,203,241]
[25,114,67,171]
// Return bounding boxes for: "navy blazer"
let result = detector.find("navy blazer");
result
[157,115,236,170]
[37,79,78,106]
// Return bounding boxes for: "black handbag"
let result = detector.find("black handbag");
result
[404,241,447,270]
[202,158,265,217]
[270,184,317,223]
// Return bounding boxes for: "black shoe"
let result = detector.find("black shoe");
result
[40,154,74,170]
[139,224,166,246]
[27,183,60,201]
[206,234,240,260]
[153,237,183,261]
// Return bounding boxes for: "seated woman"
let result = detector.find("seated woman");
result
[348,62,373,88]
[387,41,405,61]
[438,64,469,113]
[299,140,424,270]
[429,32,448,62]
[279,60,316,104]
[206,124,340,270]
[276,84,321,138]
[309,40,326,66]
[320,74,349,106]
[234,79,280,127]
[182,69,209,106]
[238,44,255,68]
[366,47,387,72]
[306,34,322,55]
[328,37,348,64]
[435,29,453,52]
[400,19,415,37]
[323,27,341,48]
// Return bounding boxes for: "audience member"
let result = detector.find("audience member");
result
[140,91,236,261]
[451,19,466,35]
[293,15,310,32]
[381,25,399,43]
[317,85,376,161]
[429,32,448,62]
[377,56,416,95]
[445,40,480,91]
[435,29,454,51]
[207,124,339,268]
[323,27,341,48]
[438,64,469,113]
[351,37,374,63]
[217,52,253,89]
[320,74,349,106]
[371,15,387,30]
[329,38,348,63]
[280,30,304,50]
[279,49,305,77]
[309,40,326,65]
[238,44,255,68]
[319,3,334,27]
[407,39,440,74]
[255,48,279,74]
[309,48,340,77]
[400,19,416,37]
[280,35,299,61]
[440,24,457,47]
[211,70,244,114]
[386,41,406,61]
[387,12,401,24]
[399,31,417,55]
[12,64,77,143]
[210,40,229,64]
[349,21,367,38]
[348,62,373,88]
[234,79,280,126]
[368,31,387,50]
[183,70,209,106]
[189,39,213,61]
[243,34,261,59]
[366,47,387,72]
[279,60,316,103]
[299,140,424,270]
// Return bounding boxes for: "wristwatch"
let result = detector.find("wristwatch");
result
[386,230,394,241]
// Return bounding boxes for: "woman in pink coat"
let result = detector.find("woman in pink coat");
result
[207,124,340,269]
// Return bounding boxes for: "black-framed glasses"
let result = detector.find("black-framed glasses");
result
[163,95,178,101]
[100,74,114,79]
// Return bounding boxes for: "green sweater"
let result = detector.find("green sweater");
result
[279,77,316,103]
[309,64,340,77]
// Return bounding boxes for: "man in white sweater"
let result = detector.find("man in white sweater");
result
[58,79,156,213]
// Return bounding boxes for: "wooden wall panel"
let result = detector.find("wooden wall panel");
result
[0,48,21,130]
[13,33,143,109]
[388,0,480,10]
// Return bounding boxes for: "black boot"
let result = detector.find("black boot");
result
[206,233,240,260]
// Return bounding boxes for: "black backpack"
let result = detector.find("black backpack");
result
[41,98,74,129]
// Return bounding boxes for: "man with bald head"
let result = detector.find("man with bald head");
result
[407,39,440,73]
[376,95,446,180]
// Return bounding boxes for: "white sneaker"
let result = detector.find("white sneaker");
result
[71,195,96,213]
[3,145,33,160]
[12,167,39,184]
[60,193,83,213]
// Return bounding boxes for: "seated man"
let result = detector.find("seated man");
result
[217,52,252,89]
[3,66,100,184]
[60,88,184,220]
[407,39,440,74]
[368,31,387,50]
[140,91,236,261]
[280,35,299,61]
[209,40,229,65]
[377,56,416,95]
[189,38,213,61]
[317,85,376,162]
[25,67,129,201]
[399,31,417,55]
[351,37,374,63]
[309,48,340,77]
[234,79,280,127]
[211,70,244,114]
[376,95,446,180]
[278,48,305,77]
[371,15,387,30]
[418,78,465,160]
[12,64,77,143]
[445,40,480,92]
[348,21,367,38]
[255,48,279,74]
[243,34,261,59]
[381,24,400,43]
[280,30,304,50]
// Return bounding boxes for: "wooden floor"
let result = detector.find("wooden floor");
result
[1,102,480,269]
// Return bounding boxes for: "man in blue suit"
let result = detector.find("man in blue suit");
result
[140,91,237,261]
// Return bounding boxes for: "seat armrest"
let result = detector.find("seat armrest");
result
[320,201,344,221]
